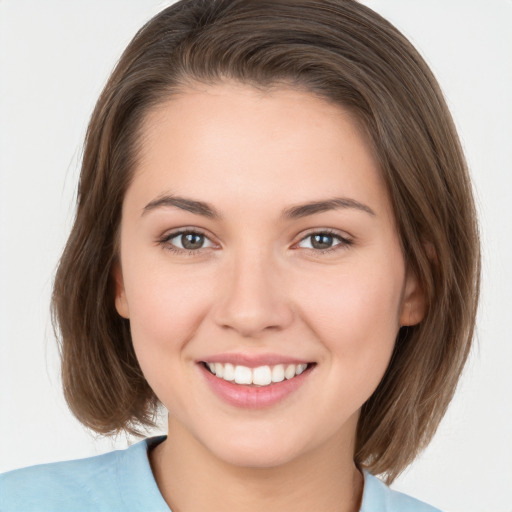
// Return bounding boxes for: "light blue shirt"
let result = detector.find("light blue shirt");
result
[0,436,442,511]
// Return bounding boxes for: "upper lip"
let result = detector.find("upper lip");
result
[198,353,313,368]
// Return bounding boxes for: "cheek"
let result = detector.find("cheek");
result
[300,259,403,331]
[123,264,213,367]
[123,266,218,417]
[295,255,404,377]
[291,263,404,429]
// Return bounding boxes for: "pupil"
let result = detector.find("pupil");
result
[312,234,333,249]
[182,233,203,250]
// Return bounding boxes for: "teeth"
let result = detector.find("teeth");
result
[205,362,309,386]
[214,362,224,378]
[284,364,296,379]
[271,364,285,383]
[234,365,252,385]
[223,363,235,381]
[253,365,272,386]
[296,363,307,375]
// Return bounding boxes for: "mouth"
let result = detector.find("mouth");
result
[201,361,315,387]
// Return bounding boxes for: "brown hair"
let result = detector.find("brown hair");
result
[52,0,480,483]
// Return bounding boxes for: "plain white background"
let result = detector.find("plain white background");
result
[0,1,511,511]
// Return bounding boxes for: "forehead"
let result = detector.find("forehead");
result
[128,81,392,221]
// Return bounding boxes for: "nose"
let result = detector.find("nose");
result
[212,247,294,339]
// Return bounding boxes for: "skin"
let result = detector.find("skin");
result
[114,81,425,512]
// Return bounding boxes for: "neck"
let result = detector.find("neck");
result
[149,417,364,512]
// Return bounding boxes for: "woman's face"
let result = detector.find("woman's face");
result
[115,82,424,468]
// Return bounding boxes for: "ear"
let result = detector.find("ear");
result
[112,261,130,319]
[399,268,426,327]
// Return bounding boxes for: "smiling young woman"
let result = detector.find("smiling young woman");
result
[0,1,480,511]
[111,84,424,509]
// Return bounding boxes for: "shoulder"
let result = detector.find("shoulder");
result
[0,447,123,511]
[0,436,168,512]
[360,472,443,512]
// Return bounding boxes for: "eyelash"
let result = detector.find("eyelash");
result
[157,228,353,257]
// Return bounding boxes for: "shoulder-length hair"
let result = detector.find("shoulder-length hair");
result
[52,0,480,483]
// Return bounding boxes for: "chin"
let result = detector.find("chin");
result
[198,423,321,470]
[213,442,303,469]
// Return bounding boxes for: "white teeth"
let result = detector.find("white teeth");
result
[214,362,224,378]
[206,362,310,386]
[271,364,285,383]
[284,364,296,380]
[234,365,252,384]
[296,364,307,375]
[253,366,272,386]
[223,363,235,381]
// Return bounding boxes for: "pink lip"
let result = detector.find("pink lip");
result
[199,362,314,409]
[199,352,311,368]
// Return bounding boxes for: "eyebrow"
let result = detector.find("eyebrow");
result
[282,197,375,219]
[142,194,375,219]
[143,195,223,219]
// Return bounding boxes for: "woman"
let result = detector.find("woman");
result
[0,1,480,510]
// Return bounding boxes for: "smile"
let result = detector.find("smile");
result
[199,358,315,409]
[204,362,309,387]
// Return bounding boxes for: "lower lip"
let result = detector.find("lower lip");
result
[199,364,312,409]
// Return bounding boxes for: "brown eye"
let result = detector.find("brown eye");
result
[180,232,205,250]
[297,230,352,253]
[161,229,216,253]
[311,233,335,250]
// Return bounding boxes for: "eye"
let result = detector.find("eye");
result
[158,228,352,256]
[159,229,216,254]
[296,230,352,254]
